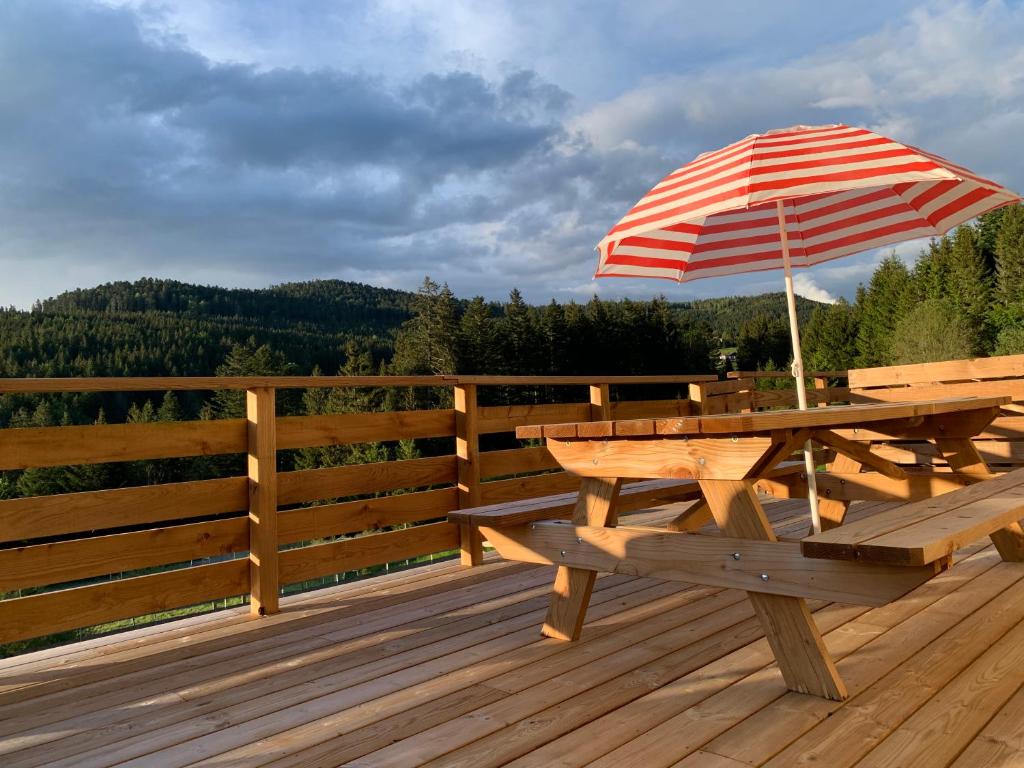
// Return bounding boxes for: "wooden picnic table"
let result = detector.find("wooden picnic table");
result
[506,396,1012,701]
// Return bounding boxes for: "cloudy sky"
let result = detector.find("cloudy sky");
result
[1,0,1022,308]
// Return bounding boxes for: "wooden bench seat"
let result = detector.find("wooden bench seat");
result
[803,466,1024,566]
[448,477,703,528]
[449,463,809,530]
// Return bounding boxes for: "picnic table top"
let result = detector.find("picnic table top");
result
[515,396,1011,440]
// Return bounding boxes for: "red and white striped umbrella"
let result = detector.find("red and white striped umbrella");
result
[597,124,1020,281]
[595,123,1022,531]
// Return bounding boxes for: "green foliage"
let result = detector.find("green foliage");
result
[854,255,913,367]
[802,299,858,373]
[890,299,974,365]
[735,314,791,372]
[676,292,818,349]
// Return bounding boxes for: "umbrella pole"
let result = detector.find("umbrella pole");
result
[776,200,822,533]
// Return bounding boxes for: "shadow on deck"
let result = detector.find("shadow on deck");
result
[2,497,1023,768]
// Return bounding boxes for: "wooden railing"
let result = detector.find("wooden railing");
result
[0,374,713,647]
[693,370,850,413]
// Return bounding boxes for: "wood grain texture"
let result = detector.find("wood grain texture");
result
[541,476,621,641]
[247,387,279,616]
[546,436,773,481]
[455,384,483,566]
[699,478,847,700]
[277,522,459,584]
[277,455,458,505]
[848,353,1024,388]
[0,476,248,543]
[478,446,560,478]
[276,409,455,450]
[803,467,1024,562]
[449,478,700,527]
[477,471,581,505]
[0,419,246,470]
[0,518,249,592]
[0,559,249,644]
[482,522,938,605]
[817,452,863,530]
[278,488,456,544]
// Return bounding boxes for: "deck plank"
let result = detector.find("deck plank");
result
[1,497,1021,768]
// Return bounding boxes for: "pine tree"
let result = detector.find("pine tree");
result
[802,299,859,372]
[943,225,992,354]
[457,297,498,374]
[209,338,295,419]
[391,277,459,376]
[854,254,912,366]
[995,204,1024,309]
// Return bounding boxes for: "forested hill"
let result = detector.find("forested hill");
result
[38,278,416,335]
[0,278,419,383]
[676,293,818,348]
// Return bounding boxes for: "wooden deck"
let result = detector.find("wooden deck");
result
[2,498,1024,767]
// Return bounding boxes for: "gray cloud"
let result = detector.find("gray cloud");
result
[1,1,1022,308]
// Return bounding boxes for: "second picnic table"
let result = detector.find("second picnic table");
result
[502,395,1012,701]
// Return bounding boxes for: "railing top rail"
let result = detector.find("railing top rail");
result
[453,375,717,386]
[0,373,717,394]
[726,370,848,380]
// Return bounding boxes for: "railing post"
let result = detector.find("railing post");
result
[589,384,611,421]
[688,381,710,415]
[247,387,279,615]
[455,383,483,566]
[813,375,830,408]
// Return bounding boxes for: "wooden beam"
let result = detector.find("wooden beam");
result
[665,498,713,532]
[247,387,279,617]
[276,409,455,450]
[276,455,457,506]
[541,476,621,641]
[278,522,460,584]
[455,383,483,566]
[937,437,1024,562]
[699,478,847,700]
[0,560,248,645]
[761,470,977,502]
[546,436,774,481]
[482,522,940,605]
[847,353,1024,388]
[816,452,862,530]
[810,429,907,479]
[0,419,246,471]
[0,476,248,543]
[0,517,249,593]
[590,383,612,421]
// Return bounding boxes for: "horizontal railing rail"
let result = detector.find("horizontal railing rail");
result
[0,373,711,649]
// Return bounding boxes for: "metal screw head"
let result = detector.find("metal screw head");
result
[697,457,706,465]
[760,573,770,582]
[560,550,567,557]
[593,458,599,465]
[731,435,738,443]
[530,524,536,530]
[576,536,583,544]
[732,552,741,561]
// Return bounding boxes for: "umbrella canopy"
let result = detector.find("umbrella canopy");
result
[597,124,1020,282]
[595,123,1022,532]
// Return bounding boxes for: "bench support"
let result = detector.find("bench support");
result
[700,478,847,701]
[938,437,1024,562]
[541,476,621,641]
[816,452,862,531]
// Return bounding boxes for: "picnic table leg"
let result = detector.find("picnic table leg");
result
[817,452,862,531]
[936,437,1024,562]
[700,478,847,700]
[666,496,712,532]
[542,476,622,641]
